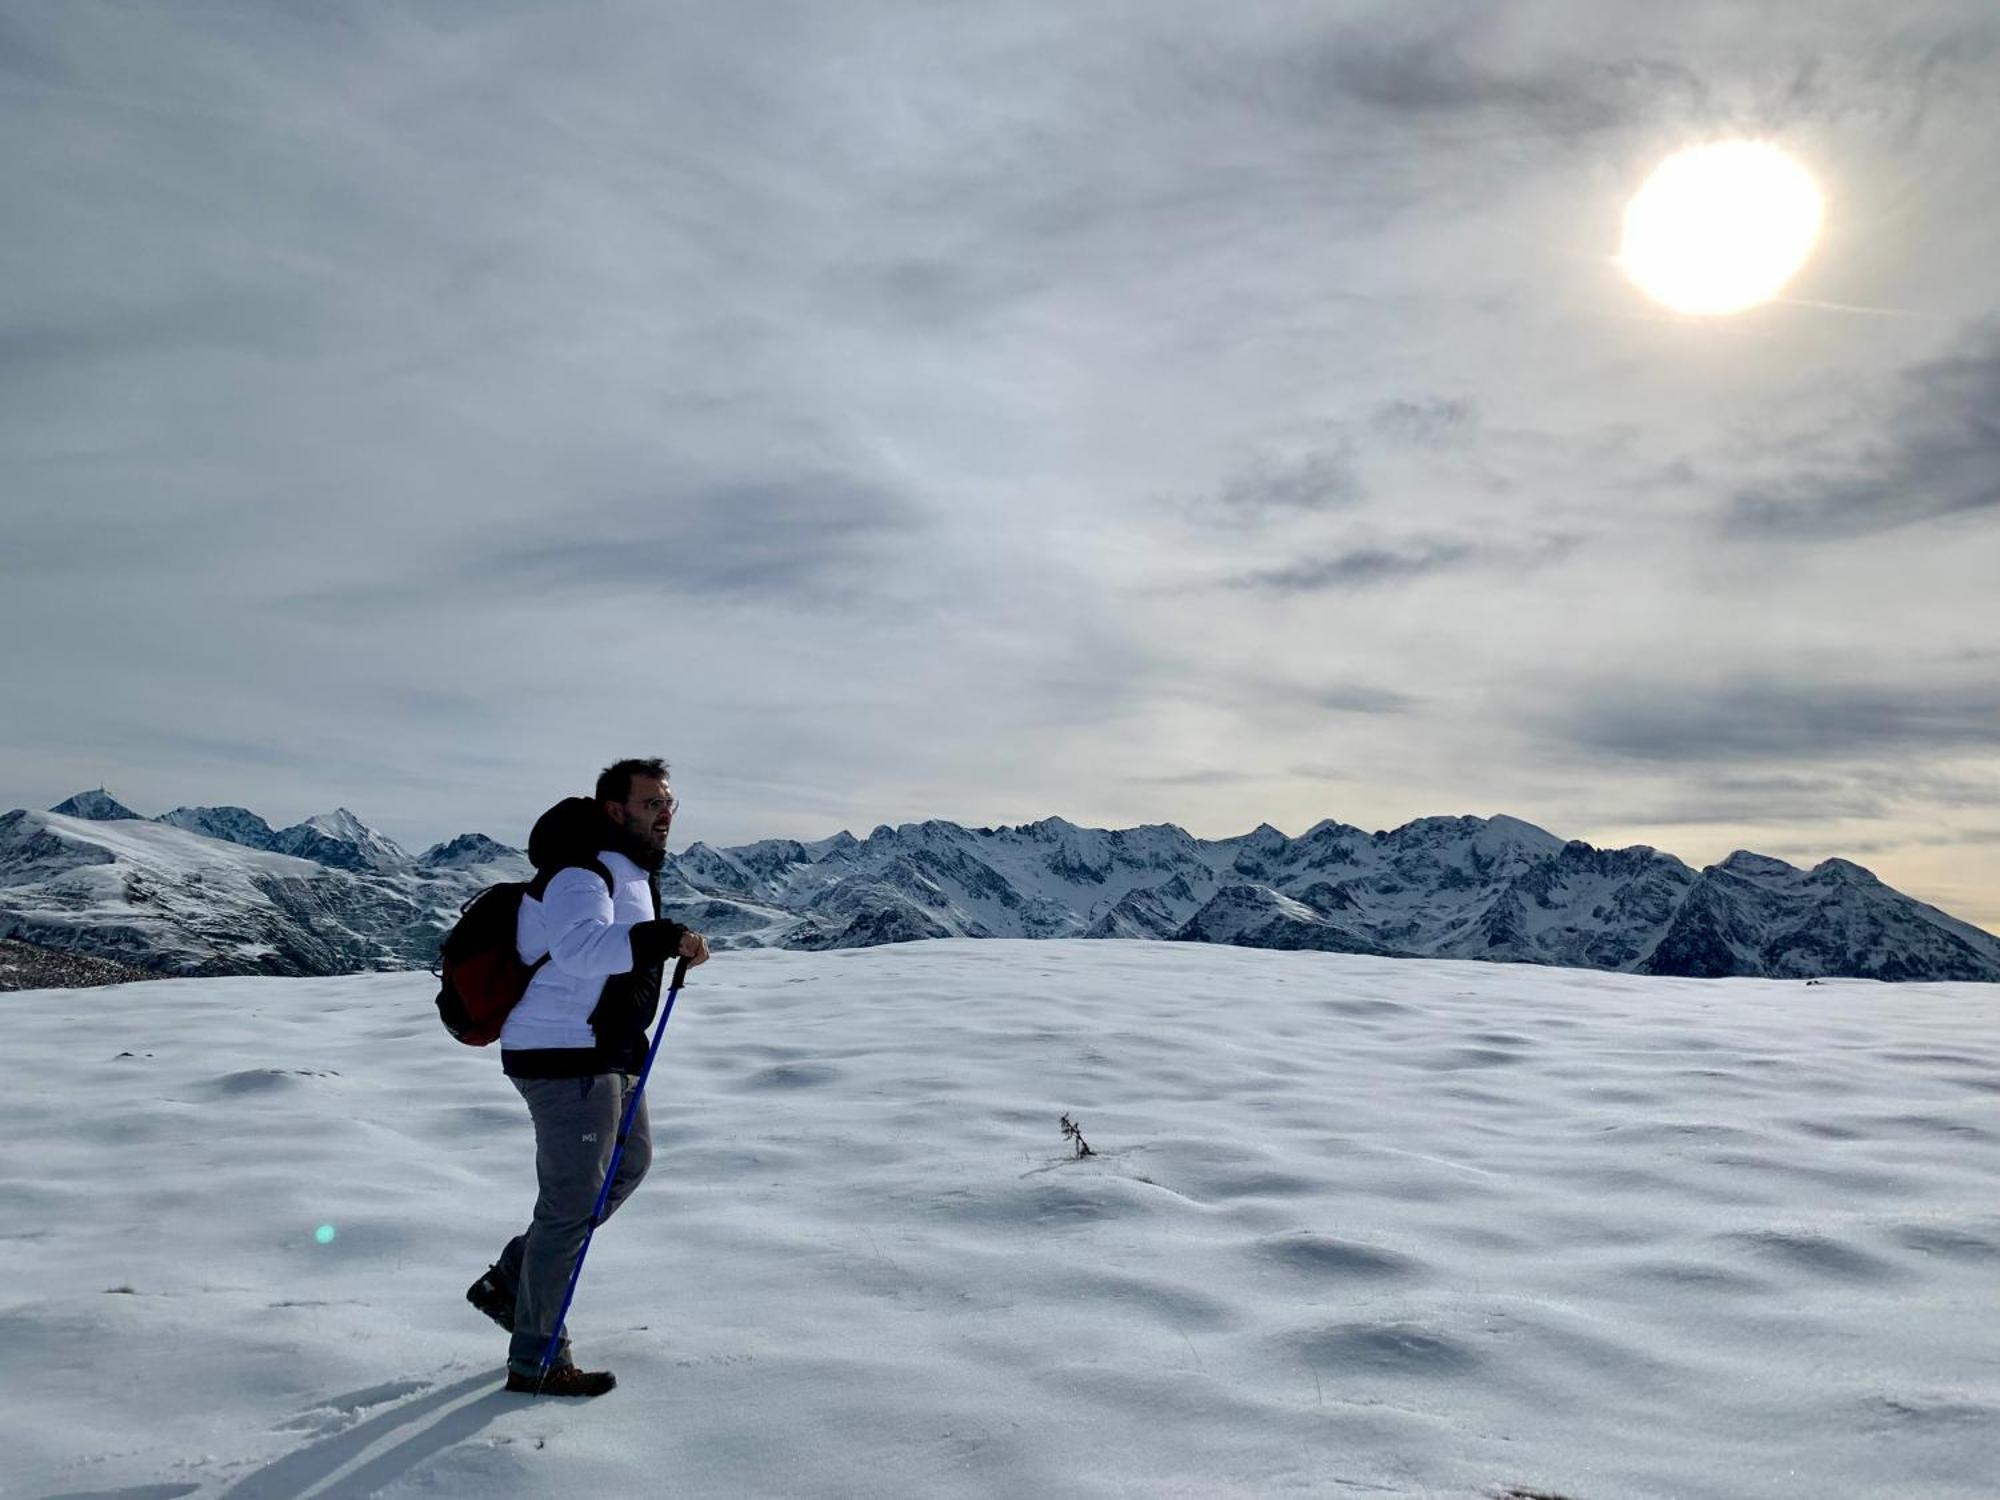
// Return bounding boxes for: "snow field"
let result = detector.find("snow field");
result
[2,940,1996,1498]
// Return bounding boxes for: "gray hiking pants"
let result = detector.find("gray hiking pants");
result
[494,1072,652,1376]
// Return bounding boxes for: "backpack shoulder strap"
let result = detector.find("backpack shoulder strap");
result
[515,861,617,975]
[527,858,618,902]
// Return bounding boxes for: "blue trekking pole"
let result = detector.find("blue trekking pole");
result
[534,954,691,1392]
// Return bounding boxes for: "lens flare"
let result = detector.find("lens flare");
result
[315,1224,337,1245]
[1620,141,1823,315]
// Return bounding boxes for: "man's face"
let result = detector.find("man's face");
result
[608,774,675,852]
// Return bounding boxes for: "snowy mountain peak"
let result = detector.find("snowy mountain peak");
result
[1717,850,1797,878]
[155,806,277,850]
[1300,817,1366,840]
[1482,813,1563,846]
[300,809,373,841]
[1382,813,1483,843]
[668,842,761,899]
[417,833,523,871]
[2,807,116,880]
[1022,816,1080,839]
[1224,824,1291,862]
[49,789,138,821]
[1176,880,1380,954]
[269,809,409,872]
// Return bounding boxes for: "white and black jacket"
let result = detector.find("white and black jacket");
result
[500,802,686,1078]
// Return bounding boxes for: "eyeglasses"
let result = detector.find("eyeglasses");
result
[637,791,678,817]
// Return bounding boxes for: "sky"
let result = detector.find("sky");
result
[4,1,1999,932]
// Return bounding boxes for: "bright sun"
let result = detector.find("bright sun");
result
[1619,140,1823,316]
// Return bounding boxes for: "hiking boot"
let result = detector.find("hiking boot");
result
[506,1365,616,1397]
[465,1266,516,1333]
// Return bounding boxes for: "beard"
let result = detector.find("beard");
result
[606,813,667,873]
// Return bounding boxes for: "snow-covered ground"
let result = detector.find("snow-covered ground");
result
[3,941,1995,1499]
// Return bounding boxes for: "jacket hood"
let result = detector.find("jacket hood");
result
[527,796,665,875]
[527,797,616,872]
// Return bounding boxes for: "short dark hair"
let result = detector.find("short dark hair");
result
[596,757,670,806]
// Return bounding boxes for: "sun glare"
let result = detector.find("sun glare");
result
[1619,141,1823,316]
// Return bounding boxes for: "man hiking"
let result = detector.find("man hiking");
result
[466,757,710,1396]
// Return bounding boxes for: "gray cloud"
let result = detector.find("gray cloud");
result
[1232,531,1577,594]
[1287,763,1363,783]
[1547,676,2000,768]
[1137,769,1261,788]
[1613,775,1898,827]
[127,730,301,773]
[1768,828,2000,858]
[829,254,1053,334]
[1572,763,2000,841]
[1768,839,1894,857]
[1372,396,1477,449]
[1236,541,1477,593]
[1215,448,1362,518]
[0,289,320,372]
[1314,2,1997,134]
[0,14,71,85]
[476,473,927,603]
[1309,684,1420,714]
[1287,15,1691,134]
[1725,323,2000,541]
[1151,3,1689,144]
[0,508,240,579]
[1192,399,1477,530]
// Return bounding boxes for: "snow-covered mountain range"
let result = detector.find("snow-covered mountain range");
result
[6,791,532,979]
[4,790,1997,983]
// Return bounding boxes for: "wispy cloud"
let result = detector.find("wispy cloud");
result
[1234,541,1477,593]
[1231,532,1576,594]
[1162,4,1701,143]
[1214,448,1363,518]
[0,289,320,373]
[1136,769,1262,788]
[474,473,931,603]
[1724,323,2000,541]
[1308,683,1421,714]
[1371,396,1478,450]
